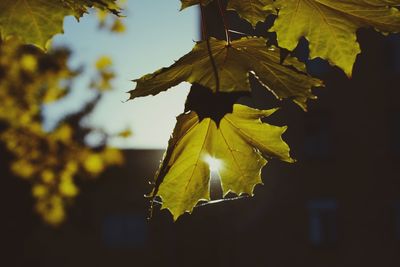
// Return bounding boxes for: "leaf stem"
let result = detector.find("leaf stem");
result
[200,3,220,92]
[216,0,231,46]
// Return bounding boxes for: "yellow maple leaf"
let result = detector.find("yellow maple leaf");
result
[270,0,400,76]
[151,104,293,220]
[130,37,322,110]
[0,0,120,49]
[180,0,214,10]
[227,0,275,27]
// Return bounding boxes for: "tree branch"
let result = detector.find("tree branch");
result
[200,4,220,92]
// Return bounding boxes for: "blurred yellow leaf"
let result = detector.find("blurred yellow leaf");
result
[95,0,126,34]
[0,40,125,226]
[117,128,133,138]
[111,19,126,33]
[91,56,116,91]
[83,154,105,175]
[102,148,125,165]
[32,184,48,198]
[96,56,113,70]
[59,179,79,197]
[36,196,65,226]
[20,54,38,72]
[53,124,73,143]
[11,160,36,179]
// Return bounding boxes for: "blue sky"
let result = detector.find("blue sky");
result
[44,0,199,149]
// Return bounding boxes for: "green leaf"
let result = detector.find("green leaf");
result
[68,0,120,15]
[129,37,322,110]
[181,0,275,26]
[227,0,275,27]
[180,0,214,10]
[0,0,120,49]
[152,104,293,221]
[270,0,400,77]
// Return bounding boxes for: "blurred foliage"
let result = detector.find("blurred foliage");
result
[115,128,133,138]
[90,56,116,91]
[96,0,127,34]
[0,38,125,226]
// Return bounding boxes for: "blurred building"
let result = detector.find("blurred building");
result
[2,2,400,267]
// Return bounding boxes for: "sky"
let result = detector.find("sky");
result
[44,0,199,149]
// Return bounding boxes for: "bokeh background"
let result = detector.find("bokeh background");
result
[2,1,400,267]
[46,0,199,149]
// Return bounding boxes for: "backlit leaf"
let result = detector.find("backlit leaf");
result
[227,0,275,27]
[180,0,214,10]
[0,0,120,49]
[151,104,293,220]
[129,37,322,110]
[270,0,400,76]
[181,0,275,26]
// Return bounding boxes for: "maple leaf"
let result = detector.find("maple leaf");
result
[270,0,400,77]
[129,37,322,110]
[0,0,120,49]
[181,0,275,26]
[227,0,275,27]
[180,0,214,10]
[150,104,293,220]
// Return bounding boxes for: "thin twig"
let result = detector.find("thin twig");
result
[152,195,249,208]
[200,4,220,92]
[216,0,231,45]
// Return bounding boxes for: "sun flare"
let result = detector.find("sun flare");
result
[203,155,223,173]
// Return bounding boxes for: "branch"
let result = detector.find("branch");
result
[200,4,220,92]
[217,0,231,45]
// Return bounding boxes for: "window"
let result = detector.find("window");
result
[102,214,147,248]
[303,111,332,159]
[308,199,338,247]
